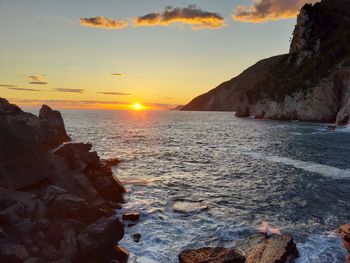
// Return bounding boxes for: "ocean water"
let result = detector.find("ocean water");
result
[61,110,350,263]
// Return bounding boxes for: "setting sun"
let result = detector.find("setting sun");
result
[132,103,143,110]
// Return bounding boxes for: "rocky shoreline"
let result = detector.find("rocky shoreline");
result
[182,0,350,125]
[0,98,131,262]
[1,97,349,263]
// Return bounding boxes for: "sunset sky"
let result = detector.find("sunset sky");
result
[0,0,318,109]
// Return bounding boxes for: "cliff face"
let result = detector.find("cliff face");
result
[182,0,350,124]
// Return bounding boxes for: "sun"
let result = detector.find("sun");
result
[132,103,143,110]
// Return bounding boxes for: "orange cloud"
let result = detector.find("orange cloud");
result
[80,16,128,29]
[133,5,225,30]
[232,0,320,23]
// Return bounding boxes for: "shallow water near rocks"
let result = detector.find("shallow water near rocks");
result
[61,110,350,263]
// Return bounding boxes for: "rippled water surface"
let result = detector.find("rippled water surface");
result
[62,110,350,263]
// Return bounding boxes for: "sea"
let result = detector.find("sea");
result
[60,109,350,263]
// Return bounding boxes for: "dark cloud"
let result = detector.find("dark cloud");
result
[53,88,84,93]
[233,0,320,22]
[111,73,125,77]
[98,92,131,96]
[0,84,17,88]
[8,87,41,92]
[80,16,128,29]
[28,75,48,85]
[133,5,225,29]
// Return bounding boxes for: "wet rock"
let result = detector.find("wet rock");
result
[237,234,298,263]
[131,233,142,243]
[0,243,30,262]
[101,158,121,167]
[338,224,350,263]
[94,176,125,203]
[112,244,129,263]
[178,247,245,263]
[122,212,140,222]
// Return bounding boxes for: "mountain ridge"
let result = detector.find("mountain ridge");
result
[182,0,350,124]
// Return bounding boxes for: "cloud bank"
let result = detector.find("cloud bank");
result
[134,5,224,29]
[232,0,319,23]
[80,16,128,29]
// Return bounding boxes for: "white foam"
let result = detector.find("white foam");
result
[245,152,350,179]
[336,125,350,133]
[296,234,347,263]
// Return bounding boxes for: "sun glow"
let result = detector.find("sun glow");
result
[132,103,143,110]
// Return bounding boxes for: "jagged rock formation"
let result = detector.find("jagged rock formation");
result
[0,98,128,262]
[182,0,350,124]
[178,234,298,263]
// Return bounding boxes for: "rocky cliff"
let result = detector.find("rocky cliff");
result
[182,0,350,124]
[0,98,130,262]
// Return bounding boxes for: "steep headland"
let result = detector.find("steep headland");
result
[182,0,350,124]
[0,98,129,262]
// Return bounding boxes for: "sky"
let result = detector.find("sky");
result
[0,0,319,110]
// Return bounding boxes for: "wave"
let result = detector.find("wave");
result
[245,152,350,179]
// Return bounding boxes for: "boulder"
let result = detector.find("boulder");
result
[131,233,141,243]
[122,212,140,222]
[77,216,124,261]
[112,244,129,263]
[39,104,71,148]
[0,243,30,263]
[94,176,125,203]
[179,247,245,263]
[237,234,298,263]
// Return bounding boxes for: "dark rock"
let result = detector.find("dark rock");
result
[46,193,107,224]
[131,233,141,243]
[77,216,124,261]
[23,257,40,263]
[112,244,129,263]
[31,218,51,232]
[178,247,245,263]
[0,100,71,190]
[43,185,67,202]
[0,98,21,114]
[39,104,71,148]
[237,234,298,263]
[338,224,350,263]
[101,158,121,167]
[94,176,125,203]
[0,243,30,263]
[122,212,140,222]
[55,143,93,171]
[39,244,62,261]
[59,227,78,260]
